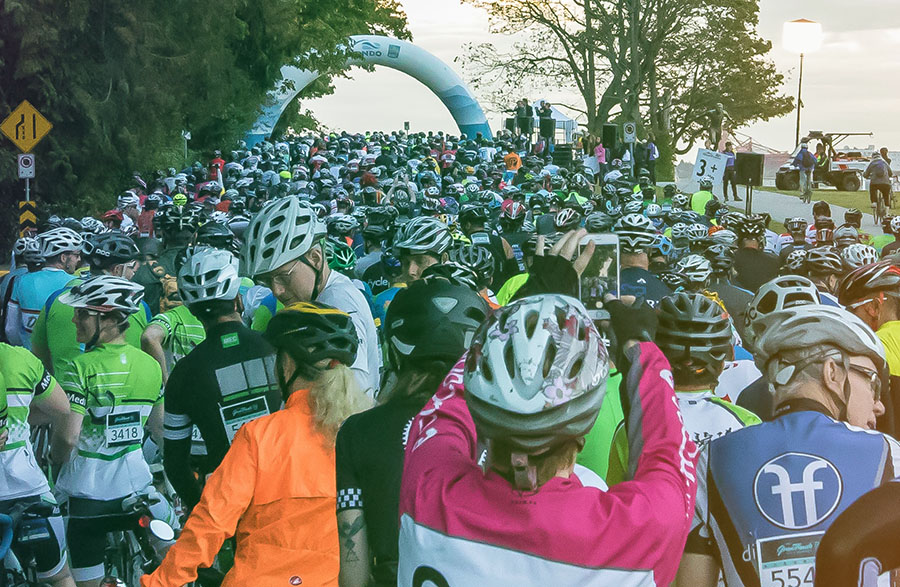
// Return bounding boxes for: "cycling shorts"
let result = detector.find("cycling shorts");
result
[0,494,67,580]
[66,496,142,582]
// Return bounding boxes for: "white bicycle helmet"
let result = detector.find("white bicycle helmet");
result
[687,223,709,241]
[890,216,900,235]
[623,200,643,215]
[331,213,360,235]
[179,247,241,305]
[744,275,820,347]
[670,222,690,245]
[13,237,35,257]
[58,275,144,315]
[645,203,663,218]
[841,243,879,271]
[676,254,713,287]
[833,225,860,248]
[117,192,140,210]
[393,216,452,257]
[614,213,656,252]
[672,193,689,209]
[39,227,83,258]
[464,294,609,488]
[554,208,581,232]
[208,210,229,225]
[783,249,809,273]
[753,304,886,389]
[710,229,738,247]
[241,196,326,277]
[80,217,106,235]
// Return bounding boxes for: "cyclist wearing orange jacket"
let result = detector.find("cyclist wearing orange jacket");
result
[141,302,372,587]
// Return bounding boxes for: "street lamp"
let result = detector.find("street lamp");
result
[783,19,823,146]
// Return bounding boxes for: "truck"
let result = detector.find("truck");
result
[775,131,873,192]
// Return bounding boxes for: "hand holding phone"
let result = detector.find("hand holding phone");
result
[578,234,620,320]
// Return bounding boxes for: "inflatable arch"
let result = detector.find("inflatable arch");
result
[246,35,492,145]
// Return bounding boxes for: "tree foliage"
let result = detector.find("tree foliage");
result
[0,0,407,249]
[459,0,793,175]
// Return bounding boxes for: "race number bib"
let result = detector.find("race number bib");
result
[756,532,822,587]
[105,412,143,448]
[220,397,269,444]
[470,232,491,246]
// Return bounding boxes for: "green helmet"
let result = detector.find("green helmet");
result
[325,237,357,273]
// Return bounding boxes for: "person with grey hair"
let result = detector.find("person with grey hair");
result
[679,304,900,587]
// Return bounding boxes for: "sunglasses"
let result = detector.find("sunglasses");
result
[847,363,882,402]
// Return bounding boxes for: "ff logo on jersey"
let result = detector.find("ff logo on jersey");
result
[753,452,843,530]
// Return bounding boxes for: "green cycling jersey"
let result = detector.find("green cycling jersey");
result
[57,343,163,500]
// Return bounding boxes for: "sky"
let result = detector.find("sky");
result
[302,0,900,157]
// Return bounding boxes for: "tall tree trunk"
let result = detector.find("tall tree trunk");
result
[648,64,674,181]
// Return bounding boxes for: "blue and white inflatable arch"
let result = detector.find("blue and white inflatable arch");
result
[246,35,492,145]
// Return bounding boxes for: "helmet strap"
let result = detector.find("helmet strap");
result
[300,242,325,300]
[510,452,538,492]
[86,314,103,351]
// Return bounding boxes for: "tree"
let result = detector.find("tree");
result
[458,0,793,179]
[0,0,408,250]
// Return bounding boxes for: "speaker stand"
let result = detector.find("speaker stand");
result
[744,184,753,215]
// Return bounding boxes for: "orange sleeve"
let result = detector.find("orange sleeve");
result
[141,425,258,587]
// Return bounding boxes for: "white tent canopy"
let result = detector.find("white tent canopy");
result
[531,101,577,143]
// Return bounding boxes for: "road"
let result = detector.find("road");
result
[726,187,883,235]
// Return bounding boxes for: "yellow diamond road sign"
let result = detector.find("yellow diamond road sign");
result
[1,100,52,153]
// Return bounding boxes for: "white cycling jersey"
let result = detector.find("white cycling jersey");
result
[677,389,761,450]
[318,269,382,396]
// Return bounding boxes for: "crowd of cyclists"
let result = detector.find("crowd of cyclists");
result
[0,128,899,586]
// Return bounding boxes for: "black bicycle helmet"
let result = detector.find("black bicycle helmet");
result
[264,301,359,388]
[837,261,900,307]
[736,219,765,243]
[81,232,140,270]
[785,217,808,233]
[704,243,736,273]
[421,261,480,291]
[844,208,863,228]
[449,244,495,289]
[384,278,489,369]
[656,293,733,381]
[195,221,235,250]
[656,270,686,290]
[459,204,489,226]
[585,211,614,233]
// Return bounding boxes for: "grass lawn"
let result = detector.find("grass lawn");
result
[756,186,888,213]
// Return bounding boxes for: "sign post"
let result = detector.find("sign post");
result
[18,201,37,237]
[623,122,637,174]
[623,122,637,143]
[2,100,52,208]
[18,154,35,202]
[182,130,191,166]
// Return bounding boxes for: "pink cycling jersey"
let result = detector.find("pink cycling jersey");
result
[398,342,698,585]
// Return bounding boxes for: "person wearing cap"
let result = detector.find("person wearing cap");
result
[679,304,898,586]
